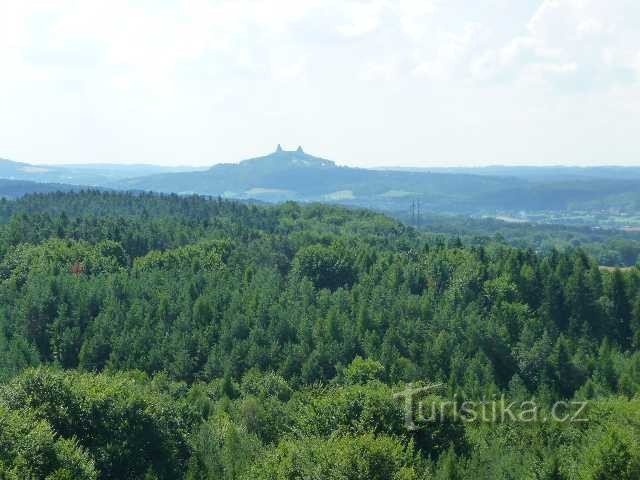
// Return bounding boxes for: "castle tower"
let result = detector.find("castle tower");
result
[276,144,283,152]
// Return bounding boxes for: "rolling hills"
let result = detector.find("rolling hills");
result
[118,146,640,215]
[0,157,203,186]
[1,148,640,219]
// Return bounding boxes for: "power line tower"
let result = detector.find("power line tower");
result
[410,200,415,226]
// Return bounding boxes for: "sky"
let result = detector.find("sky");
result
[1,0,639,168]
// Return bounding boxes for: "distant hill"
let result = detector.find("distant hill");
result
[0,158,203,186]
[0,178,90,199]
[115,146,640,215]
[2,149,640,217]
[117,145,342,197]
[117,145,525,210]
[381,165,640,181]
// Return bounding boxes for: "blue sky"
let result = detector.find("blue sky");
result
[1,0,639,167]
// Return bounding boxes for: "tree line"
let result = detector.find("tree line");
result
[0,191,638,479]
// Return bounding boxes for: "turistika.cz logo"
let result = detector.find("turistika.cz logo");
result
[393,383,588,431]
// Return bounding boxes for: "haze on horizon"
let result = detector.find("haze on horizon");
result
[1,0,639,169]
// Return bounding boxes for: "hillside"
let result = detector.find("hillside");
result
[0,157,202,185]
[118,146,640,216]
[385,165,640,181]
[0,191,639,478]
[117,145,527,208]
[0,178,90,198]
[2,150,640,219]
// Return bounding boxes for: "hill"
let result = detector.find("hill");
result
[0,157,202,185]
[0,178,91,198]
[117,146,640,217]
[383,165,640,181]
[0,191,638,478]
[117,145,525,208]
[2,150,640,221]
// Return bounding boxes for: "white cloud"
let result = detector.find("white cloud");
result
[413,23,487,80]
[361,60,398,82]
[336,0,386,37]
[0,0,639,167]
[474,0,640,88]
[393,0,438,40]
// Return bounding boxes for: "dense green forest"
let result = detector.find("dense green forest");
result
[0,191,639,479]
[400,212,640,267]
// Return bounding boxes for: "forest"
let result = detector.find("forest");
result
[400,211,640,268]
[0,191,639,479]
